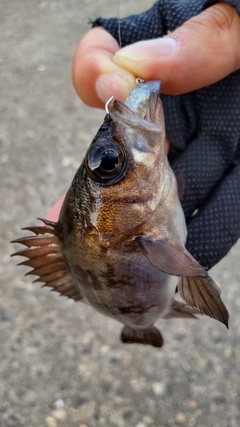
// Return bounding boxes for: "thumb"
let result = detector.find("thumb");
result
[113,3,240,94]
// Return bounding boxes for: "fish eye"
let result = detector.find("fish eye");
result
[85,139,127,184]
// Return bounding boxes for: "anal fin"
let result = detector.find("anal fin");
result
[11,218,82,301]
[121,325,163,348]
[178,275,229,327]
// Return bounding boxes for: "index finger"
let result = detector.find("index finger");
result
[72,27,136,108]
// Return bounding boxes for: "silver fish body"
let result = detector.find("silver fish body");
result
[12,83,229,347]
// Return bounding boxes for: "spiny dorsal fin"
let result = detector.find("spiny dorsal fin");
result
[11,218,82,301]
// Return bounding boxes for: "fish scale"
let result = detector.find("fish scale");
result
[12,84,229,348]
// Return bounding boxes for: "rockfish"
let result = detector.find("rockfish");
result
[12,82,228,347]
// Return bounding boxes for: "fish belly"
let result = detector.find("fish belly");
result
[71,253,177,328]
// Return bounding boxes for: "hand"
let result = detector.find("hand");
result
[48,1,240,270]
[73,3,240,105]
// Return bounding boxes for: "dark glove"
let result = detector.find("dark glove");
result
[93,0,240,270]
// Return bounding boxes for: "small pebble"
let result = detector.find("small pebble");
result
[175,412,187,424]
[53,399,65,409]
[52,408,67,421]
[152,382,166,396]
[188,400,198,409]
[45,416,57,427]
[100,345,109,355]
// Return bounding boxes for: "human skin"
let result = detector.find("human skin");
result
[47,2,240,221]
[73,3,240,106]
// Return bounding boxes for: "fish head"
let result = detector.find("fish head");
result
[60,90,171,242]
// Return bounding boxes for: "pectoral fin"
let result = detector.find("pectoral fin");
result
[178,276,229,327]
[121,325,163,348]
[11,218,82,301]
[136,236,207,277]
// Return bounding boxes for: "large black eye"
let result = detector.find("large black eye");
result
[86,139,127,184]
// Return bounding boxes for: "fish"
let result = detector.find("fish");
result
[12,82,229,348]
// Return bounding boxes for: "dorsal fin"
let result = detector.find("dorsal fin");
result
[11,218,82,301]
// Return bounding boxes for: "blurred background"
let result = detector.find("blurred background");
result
[1,1,240,426]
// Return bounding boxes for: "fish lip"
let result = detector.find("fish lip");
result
[110,101,161,151]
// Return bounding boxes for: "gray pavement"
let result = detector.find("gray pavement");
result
[1,1,240,426]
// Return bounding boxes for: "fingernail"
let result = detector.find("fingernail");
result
[96,72,135,104]
[114,37,178,61]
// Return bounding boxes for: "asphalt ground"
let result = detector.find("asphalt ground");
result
[1,1,240,426]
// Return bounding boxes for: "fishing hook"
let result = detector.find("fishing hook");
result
[136,78,145,85]
[105,96,114,114]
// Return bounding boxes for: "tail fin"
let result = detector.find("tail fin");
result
[121,325,163,348]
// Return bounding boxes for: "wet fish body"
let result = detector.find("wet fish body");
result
[12,83,228,347]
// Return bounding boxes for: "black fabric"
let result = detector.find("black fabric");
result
[92,0,240,270]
